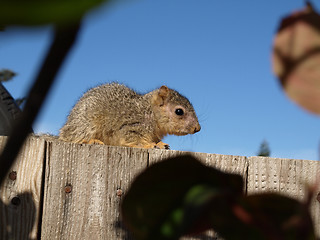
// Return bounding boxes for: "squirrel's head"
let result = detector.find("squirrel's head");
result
[151,86,201,137]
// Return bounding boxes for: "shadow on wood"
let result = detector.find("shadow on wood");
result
[0,192,36,240]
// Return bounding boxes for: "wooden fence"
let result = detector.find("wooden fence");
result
[0,135,319,239]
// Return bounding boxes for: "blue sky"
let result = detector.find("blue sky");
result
[0,0,320,160]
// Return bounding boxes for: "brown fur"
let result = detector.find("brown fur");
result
[59,83,200,149]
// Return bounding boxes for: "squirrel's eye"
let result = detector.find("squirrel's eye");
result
[175,108,184,116]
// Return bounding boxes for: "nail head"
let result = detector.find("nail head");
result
[65,185,72,193]
[9,171,17,181]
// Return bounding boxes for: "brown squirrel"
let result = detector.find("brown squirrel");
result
[59,83,200,149]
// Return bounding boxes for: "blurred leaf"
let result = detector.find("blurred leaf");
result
[0,69,16,82]
[0,0,109,25]
[159,184,215,239]
[15,97,27,107]
[121,155,243,240]
[212,193,315,240]
[272,3,320,114]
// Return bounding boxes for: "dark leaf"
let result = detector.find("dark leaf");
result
[121,155,243,240]
[211,193,315,240]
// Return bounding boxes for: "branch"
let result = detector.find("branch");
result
[0,21,81,184]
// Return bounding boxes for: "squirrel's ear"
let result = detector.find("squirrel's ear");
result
[152,86,169,106]
[159,86,169,98]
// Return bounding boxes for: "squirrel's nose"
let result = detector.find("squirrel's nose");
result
[193,123,201,133]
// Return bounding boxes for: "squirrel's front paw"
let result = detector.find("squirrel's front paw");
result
[81,139,105,145]
[154,141,170,150]
[128,141,170,149]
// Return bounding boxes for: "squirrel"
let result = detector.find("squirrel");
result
[59,83,201,149]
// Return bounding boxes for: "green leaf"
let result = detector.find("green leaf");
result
[0,0,109,25]
[121,154,243,240]
[159,184,219,239]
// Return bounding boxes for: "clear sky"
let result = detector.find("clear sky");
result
[1,0,319,160]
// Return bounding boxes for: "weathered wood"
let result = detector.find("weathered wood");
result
[0,136,46,240]
[148,150,248,181]
[1,135,320,239]
[248,156,320,236]
[41,140,149,240]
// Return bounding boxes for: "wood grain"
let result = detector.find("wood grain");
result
[0,136,46,240]
[1,135,320,239]
[248,156,320,236]
[41,140,148,240]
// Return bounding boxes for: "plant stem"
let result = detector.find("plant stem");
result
[0,21,81,184]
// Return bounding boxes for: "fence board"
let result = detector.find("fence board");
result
[1,136,320,239]
[248,156,320,236]
[0,136,46,240]
[41,141,149,240]
[148,150,248,177]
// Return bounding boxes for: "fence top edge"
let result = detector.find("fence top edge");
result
[0,135,316,163]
